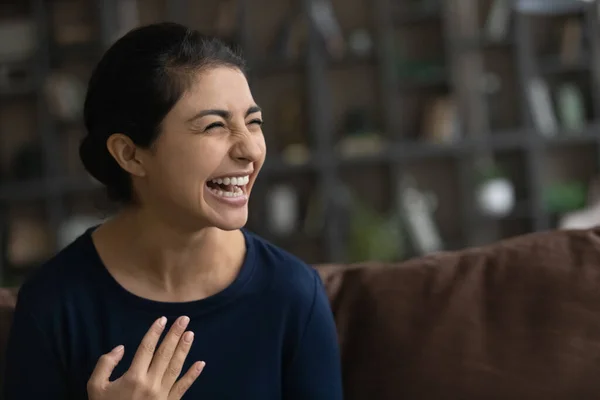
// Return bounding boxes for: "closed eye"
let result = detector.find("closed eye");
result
[249,119,263,126]
[204,122,225,131]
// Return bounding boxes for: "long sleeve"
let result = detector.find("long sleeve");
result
[3,293,69,399]
[283,272,344,400]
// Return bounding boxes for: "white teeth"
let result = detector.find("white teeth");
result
[207,175,249,199]
[210,175,250,187]
[208,186,245,198]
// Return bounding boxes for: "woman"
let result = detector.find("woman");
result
[4,22,343,399]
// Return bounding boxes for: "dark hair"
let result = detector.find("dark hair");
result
[80,22,246,204]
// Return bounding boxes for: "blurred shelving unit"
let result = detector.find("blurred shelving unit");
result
[1,0,600,285]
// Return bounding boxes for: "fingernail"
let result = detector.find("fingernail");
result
[179,316,190,327]
[196,361,205,372]
[158,316,167,327]
[113,345,124,353]
[183,331,194,343]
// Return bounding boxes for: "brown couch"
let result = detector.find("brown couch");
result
[3,227,600,399]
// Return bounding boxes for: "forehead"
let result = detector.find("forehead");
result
[176,67,255,115]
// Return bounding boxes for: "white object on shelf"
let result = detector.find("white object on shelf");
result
[527,77,559,137]
[44,72,86,121]
[266,185,298,235]
[476,177,515,218]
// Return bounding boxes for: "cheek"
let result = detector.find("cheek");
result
[150,143,218,189]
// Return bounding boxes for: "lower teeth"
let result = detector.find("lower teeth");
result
[209,186,244,198]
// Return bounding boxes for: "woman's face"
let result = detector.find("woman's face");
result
[135,66,266,231]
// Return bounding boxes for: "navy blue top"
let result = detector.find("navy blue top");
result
[3,228,343,399]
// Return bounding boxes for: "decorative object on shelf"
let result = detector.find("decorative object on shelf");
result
[9,143,43,181]
[6,215,52,268]
[57,214,105,250]
[394,40,446,83]
[44,72,86,122]
[0,19,36,62]
[560,17,584,66]
[266,184,299,236]
[347,29,373,58]
[481,72,502,96]
[544,180,587,214]
[336,108,384,157]
[556,82,586,132]
[310,0,345,59]
[485,0,513,42]
[527,76,559,137]
[346,190,404,262]
[269,7,307,62]
[281,145,311,166]
[397,175,443,255]
[0,61,34,95]
[557,177,598,229]
[421,95,461,144]
[277,93,311,165]
[515,0,589,15]
[51,0,95,45]
[474,163,516,218]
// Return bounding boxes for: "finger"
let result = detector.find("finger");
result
[148,316,190,378]
[161,331,194,387]
[88,345,125,389]
[129,316,167,374]
[168,361,205,400]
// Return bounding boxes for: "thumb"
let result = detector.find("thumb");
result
[89,345,125,387]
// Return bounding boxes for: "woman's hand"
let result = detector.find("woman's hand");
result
[87,316,205,400]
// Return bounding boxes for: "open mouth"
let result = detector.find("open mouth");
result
[206,175,250,198]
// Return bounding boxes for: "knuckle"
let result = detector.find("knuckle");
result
[154,346,169,360]
[151,323,164,335]
[141,383,160,398]
[166,364,182,378]
[141,341,156,355]
[124,372,143,386]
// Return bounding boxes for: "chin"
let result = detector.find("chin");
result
[207,208,249,231]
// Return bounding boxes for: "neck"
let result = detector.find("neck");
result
[94,206,246,300]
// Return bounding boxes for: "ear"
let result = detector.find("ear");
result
[106,133,147,177]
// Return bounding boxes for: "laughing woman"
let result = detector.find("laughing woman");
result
[4,23,343,400]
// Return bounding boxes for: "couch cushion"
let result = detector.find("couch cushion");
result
[315,228,600,400]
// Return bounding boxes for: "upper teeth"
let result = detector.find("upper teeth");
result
[210,175,249,186]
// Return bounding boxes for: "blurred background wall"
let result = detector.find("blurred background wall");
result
[0,0,599,286]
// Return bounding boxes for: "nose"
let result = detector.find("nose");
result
[229,132,263,163]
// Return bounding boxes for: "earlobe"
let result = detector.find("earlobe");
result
[106,133,147,177]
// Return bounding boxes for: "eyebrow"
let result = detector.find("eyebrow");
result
[187,105,262,122]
